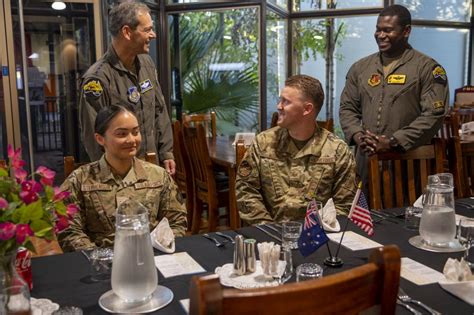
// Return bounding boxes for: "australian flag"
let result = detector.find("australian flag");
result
[297,199,329,257]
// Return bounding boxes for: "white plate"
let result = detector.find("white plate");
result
[215,261,286,289]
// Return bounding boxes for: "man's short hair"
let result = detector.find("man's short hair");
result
[285,75,324,113]
[109,1,150,37]
[379,4,411,28]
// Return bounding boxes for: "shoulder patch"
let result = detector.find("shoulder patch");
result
[368,74,381,87]
[432,65,447,85]
[238,160,252,178]
[433,100,444,109]
[83,80,103,98]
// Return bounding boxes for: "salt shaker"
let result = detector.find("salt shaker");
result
[244,239,256,273]
[233,235,246,275]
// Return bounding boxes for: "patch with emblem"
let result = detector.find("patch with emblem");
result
[128,86,141,103]
[83,80,103,98]
[139,79,153,94]
[433,100,444,109]
[387,74,406,84]
[238,160,252,177]
[368,74,381,87]
[432,65,447,85]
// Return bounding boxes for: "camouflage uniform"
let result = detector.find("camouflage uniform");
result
[59,156,187,251]
[339,47,449,190]
[236,126,357,225]
[79,46,173,162]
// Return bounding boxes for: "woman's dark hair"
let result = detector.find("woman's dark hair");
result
[94,104,137,136]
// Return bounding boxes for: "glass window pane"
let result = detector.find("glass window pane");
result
[266,11,287,128]
[169,8,260,135]
[293,0,382,12]
[267,0,288,11]
[395,0,472,22]
[410,26,469,103]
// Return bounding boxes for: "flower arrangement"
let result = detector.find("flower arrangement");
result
[0,145,78,256]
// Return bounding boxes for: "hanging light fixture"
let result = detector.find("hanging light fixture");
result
[51,1,66,10]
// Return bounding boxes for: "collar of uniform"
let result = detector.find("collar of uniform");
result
[375,45,414,73]
[105,46,141,76]
[132,158,149,182]
[276,126,327,159]
[97,155,118,183]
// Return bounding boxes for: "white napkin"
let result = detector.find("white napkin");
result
[439,258,474,305]
[319,198,340,232]
[257,242,279,277]
[461,121,474,134]
[150,218,175,253]
[413,195,423,208]
[232,132,255,146]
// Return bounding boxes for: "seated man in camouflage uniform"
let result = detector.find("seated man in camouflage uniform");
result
[236,75,357,225]
[59,105,186,251]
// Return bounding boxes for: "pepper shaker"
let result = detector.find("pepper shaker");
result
[233,235,246,275]
[244,239,256,273]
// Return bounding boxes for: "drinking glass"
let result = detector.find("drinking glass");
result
[296,263,323,282]
[282,221,302,250]
[457,218,474,266]
[404,207,422,231]
[1,285,31,314]
[90,248,113,281]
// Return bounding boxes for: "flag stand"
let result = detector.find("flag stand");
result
[323,215,350,268]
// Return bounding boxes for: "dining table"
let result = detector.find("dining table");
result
[30,200,474,314]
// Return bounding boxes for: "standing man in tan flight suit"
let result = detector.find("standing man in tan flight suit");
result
[236,75,357,225]
[79,1,176,175]
[339,4,449,193]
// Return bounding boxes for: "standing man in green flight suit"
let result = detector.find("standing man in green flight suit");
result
[79,1,176,175]
[339,4,449,194]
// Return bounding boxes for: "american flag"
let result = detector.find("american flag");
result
[298,199,329,257]
[348,189,374,236]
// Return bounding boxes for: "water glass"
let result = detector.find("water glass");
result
[1,285,31,314]
[404,207,422,230]
[457,218,474,265]
[296,263,323,282]
[90,248,114,281]
[282,221,302,250]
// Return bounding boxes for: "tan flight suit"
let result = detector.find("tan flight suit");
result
[339,47,449,192]
[236,126,357,225]
[59,156,187,251]
[79,46,173,162]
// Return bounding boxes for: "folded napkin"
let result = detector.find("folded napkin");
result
[257,242,279,277]
[461,121,474,134]
[413,195,423,208]
[439,258,474,305]
[150,218,175,253]
[232,132,255,146]
[319,198,340,232]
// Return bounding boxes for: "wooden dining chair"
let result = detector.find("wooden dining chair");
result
[368,138,445,210]
[270,112,334,132]
[183,124,230,233]
[235,139,247,167]
[172,120,195,230]
[30,236,63,257]
[182,112,217,139]
[190,245,401,315]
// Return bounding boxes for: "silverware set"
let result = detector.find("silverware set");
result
[202,232,235,247]
[255,224,282,242]
[397,287,441,315]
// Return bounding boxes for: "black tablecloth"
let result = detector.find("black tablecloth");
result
[31,200,474,314]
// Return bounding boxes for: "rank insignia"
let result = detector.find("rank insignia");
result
[433,100,444,109]
[387,74,406,84]
[238,160,252,178]
[83,80,103,98]
[432,65,447,85]
[368,74,381,87]
[128,86,140,103]
[140,79,153,94]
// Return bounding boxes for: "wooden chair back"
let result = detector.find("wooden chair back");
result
[0,160,6,168]
[30,236,63,257]
[172,120,195,228]
[235,139,247,167]
[64,156,86,178]
[270,112,334,132]
[368,138,445,209]
[183,124,230,233]
[190,245,401,315]
[454,85,474,108]
[182,112,217,138]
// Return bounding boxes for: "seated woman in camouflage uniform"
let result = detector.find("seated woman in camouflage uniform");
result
[59,105,187,251]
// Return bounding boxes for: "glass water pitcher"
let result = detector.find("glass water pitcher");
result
[419,173,456,247]
[111,199,157,304]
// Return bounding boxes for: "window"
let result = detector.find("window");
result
[395,0,472,22]
[293,0,382,12]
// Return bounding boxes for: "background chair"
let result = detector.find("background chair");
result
[189,245,401,315]
[235,139,247,167]
[182,112,217,138]
[183,124,230,233]
[454,85,474,108]
[172,120,195,230]
[368,138,445,209]
[270,112,334,132]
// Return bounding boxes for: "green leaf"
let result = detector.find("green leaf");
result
[0,168,8,177]
[44,185,54,200]
[23,240,36,254]
[30,219,52,234]
[55,202,67,216]
[20,200,42,223]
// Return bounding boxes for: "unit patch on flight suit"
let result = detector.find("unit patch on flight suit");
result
[432,65,447,85]
[387,74,406,84]
[83,80,103,98]
[128,86,141,103]
[368,74,381,87]
[238,160,252,177]
[433,100,444,109]
[140,79,153,94]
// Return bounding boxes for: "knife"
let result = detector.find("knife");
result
[262,223,281,234]
[255,225,282,242]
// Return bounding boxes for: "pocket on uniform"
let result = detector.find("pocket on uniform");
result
[261,157,286,198]
[83,192,114,233]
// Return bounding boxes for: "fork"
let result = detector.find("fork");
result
[398,287,442,315]
[202,234,226,247]
[215,232,235,244]
[396,299,422,315]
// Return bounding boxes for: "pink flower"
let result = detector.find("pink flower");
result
[36,166,55,186]
[54,216,69,233]
[15,224,33,244]
[14,168,28,182]
[53,187,70,201]
[0,222,16,240]
[7,145,25,169]
[66,204,79,218]
[19,180,42,204]
[0,198,8,209]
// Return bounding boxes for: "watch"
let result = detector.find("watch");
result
[389,136,400,149]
